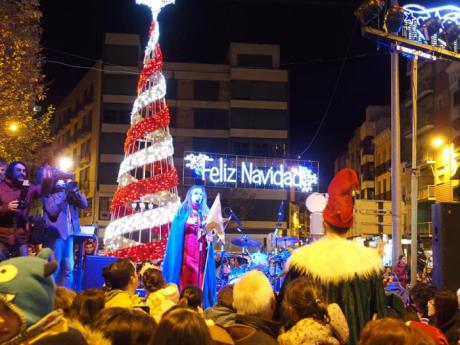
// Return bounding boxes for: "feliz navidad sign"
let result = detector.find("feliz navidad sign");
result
[183,151,319,192]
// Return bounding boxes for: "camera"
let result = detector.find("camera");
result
[17,180,30,210]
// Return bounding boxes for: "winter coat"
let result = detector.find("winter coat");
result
[205,305,237,327]
[66,319,111,345]
[42,190,88,240]
[393,262,409,288]
[145,283,179,322]
[279,235,387,345]
[278,318,339,345]
[226,314,280,345]
[1,311,88,345]
[439,315,460,345]
[104,290,141,309]
[0,178,50,245]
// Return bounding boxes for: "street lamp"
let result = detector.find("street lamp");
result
[8,122,19,133]
[431,137,445,149]
[58,156,74,172]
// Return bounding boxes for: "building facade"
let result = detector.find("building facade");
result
[335,60,460,238]
[49,35,291,248]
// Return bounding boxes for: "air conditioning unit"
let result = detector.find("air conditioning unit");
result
[100,211,111,220]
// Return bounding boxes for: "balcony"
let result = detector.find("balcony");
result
[418,222,432,237]
[418,185,435,201]
[404,78,434,106]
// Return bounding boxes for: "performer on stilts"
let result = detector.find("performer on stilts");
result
[163,185,217,307]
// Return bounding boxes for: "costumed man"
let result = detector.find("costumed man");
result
[0,162,56,260]
[42,179,88,288]
[163,185,216,308]
[278,168,387,345]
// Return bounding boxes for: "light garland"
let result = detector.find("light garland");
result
[124,107,170,150]
[106,0,179,258]
[107,240,168,262]
[111,168,179,210]
[118,135,174,180]
[105,198,181,244]
[131,72,167,122]
[138,47,163,93]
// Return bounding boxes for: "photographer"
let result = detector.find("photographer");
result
[0,161,54,260]
[42,179,88,288]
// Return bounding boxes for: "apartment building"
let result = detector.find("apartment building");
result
[334,105,390,200]
[50,35,290,244]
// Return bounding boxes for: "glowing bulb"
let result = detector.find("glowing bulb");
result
[58,156,74,172]
[431,137,445,148]
[8,122,19,132]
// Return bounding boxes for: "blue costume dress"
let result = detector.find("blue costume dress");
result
[163,207,217,308]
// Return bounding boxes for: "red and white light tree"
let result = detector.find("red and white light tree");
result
[104,0,180,261]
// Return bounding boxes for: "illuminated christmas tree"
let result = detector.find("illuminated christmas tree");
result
[104,0,180,261]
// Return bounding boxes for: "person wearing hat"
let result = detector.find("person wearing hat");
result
[0,248,90,345]
[277,168,387,345]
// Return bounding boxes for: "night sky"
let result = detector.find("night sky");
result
[40,0,428,191]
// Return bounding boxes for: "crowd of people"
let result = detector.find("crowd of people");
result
[0,162,459,345]
[1,252,459,345]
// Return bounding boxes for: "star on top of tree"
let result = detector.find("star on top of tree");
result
[136,0,175,18]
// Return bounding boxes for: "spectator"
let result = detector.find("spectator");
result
[102,258,141,308]
[179,285,204,313]
[393,255,410,289]
[429,291,460,345]
[0,162,57,259]
[55,286,77,317]
[359,318,434,345]
[278,277,348,345]
[407,321,449,345]
[227,270,280,345]
[93,307,156,345]
[205,285,237,327]
[0,157,7,182]
[68,288,105,326]
[42,179,87,288]
[152,306,214,345]
[408,283,437,322]
[142,267,179,321]
[279,169,386,345]
[0,248,88,344]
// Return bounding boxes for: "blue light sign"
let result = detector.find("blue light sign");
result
[183,152,319,192]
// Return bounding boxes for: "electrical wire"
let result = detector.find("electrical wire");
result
[296,19,358,158]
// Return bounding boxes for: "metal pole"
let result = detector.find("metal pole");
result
[391,49,402,266]
[410,56,418,287]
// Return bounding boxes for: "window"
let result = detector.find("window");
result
[252,142,271,157]
[166,78,177,99]
[102,74,138,95]
[80,198,92,218]
[194,81,219,101]
[103,45,139,66]
[83,83,94,104]
[194,109,229,129]
[100,133,124,155]
[103,103,131,124]
[193,138,228,153]
[232,140,250,155]
[454,88,460,107]
[99,197,112,220]
[169,107,177,128]
[80,139,91,163]
[79,167,90,191]
[232,81,288,102]
[98,163,119,184]
[231,109,288,130]
[237,54,273,68]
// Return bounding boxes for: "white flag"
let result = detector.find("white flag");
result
[206,193,225,244]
